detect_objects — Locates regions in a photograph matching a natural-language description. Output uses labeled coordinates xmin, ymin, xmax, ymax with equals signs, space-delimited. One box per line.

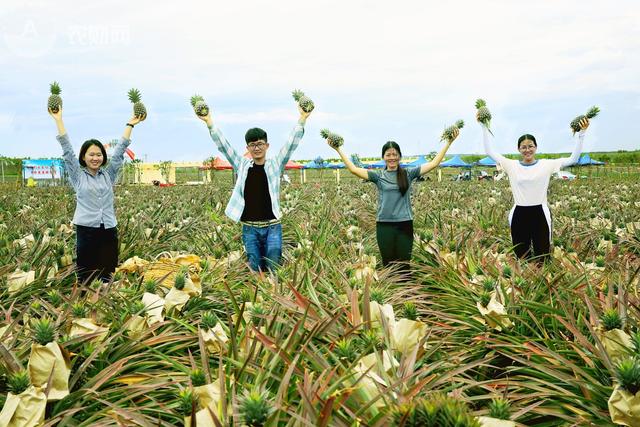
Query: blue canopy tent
xmin=327 ymin=162 xmax=346 ymax=169
xmin=366 ymin=159 xmax=387 ymax=169
xmin=440 ymin=155 xmax=471 ymax=168
xmin=577 ymin=154 xmax=605 ymax=166
xmin=302 ymin=160 xmax=325 ymax=169
xmin=401 ymin=155 xmax=429 ymax=168
xmin=475 ymin=156 xmax=497 ymax=167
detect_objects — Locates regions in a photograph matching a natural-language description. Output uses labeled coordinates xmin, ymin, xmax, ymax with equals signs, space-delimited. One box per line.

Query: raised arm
xmin=332 ymin=146 xmax=369 ymax=180
xmin=419 ymin=128 xmax=459 ymax=175
xmin=481 ymin=126 xmax=506 ymax=165
xmin=198 ymin=111 xmax=242 ymax=169
xmin=106 ymin=114 xmax=145 ymax=182
xmin=559 ymin=118 xmax=589 ymax=167
xmin=275 ymin=105 xmax=310 ymax=172
xmin=49 ymin=108 xmax=80 ymax=187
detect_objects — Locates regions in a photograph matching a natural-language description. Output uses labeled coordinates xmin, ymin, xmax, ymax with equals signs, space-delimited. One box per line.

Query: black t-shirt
xmin=241 ymin=163 xmax=275 ymax=221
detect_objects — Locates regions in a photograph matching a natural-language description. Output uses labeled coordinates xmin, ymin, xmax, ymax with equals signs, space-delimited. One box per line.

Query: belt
xmin=241 ymin=219 xmax=281 ymax=228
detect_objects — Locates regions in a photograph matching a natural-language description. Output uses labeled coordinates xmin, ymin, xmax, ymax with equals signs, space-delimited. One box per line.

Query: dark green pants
xmin=376 ymin=221 xmax=414 ymax=275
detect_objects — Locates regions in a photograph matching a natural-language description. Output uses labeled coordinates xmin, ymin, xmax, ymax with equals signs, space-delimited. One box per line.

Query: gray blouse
xmin=367 ymin=166 xmax=421 ymax=222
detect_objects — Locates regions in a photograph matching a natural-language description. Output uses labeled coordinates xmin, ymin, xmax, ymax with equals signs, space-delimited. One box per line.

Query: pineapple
xmin=200 ymin=311 xmax=218 ymax=330
xmin=475 ymin=98 xmax=494 ymax=136
xmin=249 ymin=303 xmax=267 ymax=327
xmin=174 ymin=269 xmax=187 ymax=290
xmin=616 ymin=358 xmax=640 ymax=395
xmin=601 ymin=308 xmax=623 ymax=331
xmin=292 ymin=89 xmax=315 ymax=113
xmin=359 ymin=329 xmax=385 ymax=351
xmin=334 ymin=338 xmax=357 ymax=362
xmin=488 ymin=398 xmax=511 ymax=420
xmin=71 ymin=302 xmax=87 ymax=318
xmin=241 ymin=390 xmax=273 ymax=427
xmin=320 ymin=129 xmax=344 ymax=149
xmin=190 ymin=94 xmax=209 ymax=117
xmin=144 ymin=278 xmax=157 ymax=294
xmin=190 ymin=368 xmax=206 ymax=387
xmin=127 ymin=88 xmax=147 ymax=119
xmin=369 ymin=289 xmax=386 ymax=305
xmin=48 ymin=81 xmax=63 ymax=113
xmin=570 ymin=106 xmax=599 ymax=135
xmin=32 ymin=317 xmax=56 ymax=345
xmin=479 ymin=291 xmax=492 ymax=308
xmin=8 ymin=370 xmax=31 ymax=394
xmin=440 ymin=120 xmax=464 ymax=143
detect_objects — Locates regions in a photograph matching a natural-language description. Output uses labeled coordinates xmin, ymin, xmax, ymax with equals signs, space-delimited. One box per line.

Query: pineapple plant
xmin=488 ymin=398 xmax=511 ymax=420
xmin=440 ymin=120 xmax=464 ymax=143
xmin=482 ymin=279 xmax=496 ymax=293
xmin=475 ymin=98 xmax=493 ymax=136
xmin=359 ymin=329 xmax=385 ymax=351
xmin=403 ymin=302 xmax=418 ymax=320
xmin=190 ymin=368 xmax=206 ymax=387
xmin=570 ymin=106 xmax=599 ymax=135
xmin=47 ymin=289 xmax=63 ymax=306
xmin=602 ymin=308 xmax=623 ymax=331
xmin=249 ymin=303 xmax=267 ymax=327
xmin=190 ymin=94 xmax=209 ymax=117
xmin=32 ymin=317 xmax=56 ymax=345
xmin=320 ymin=129 xmax=344 ymax=149
xmin=174 ymin=271 xmax=186 ymax=290
xmin=48 ymin=81 xmax=63 ymax=113
xmin=71 ymin=302 xmax=87 ymax=318
xmin=8 ymin=370 xmax=31 ymax=394
xmin=292 ymin=89 xmax=315 ymax=113
xmin=479 ymin=292 xmax=492 ymax=308
xmin=616 ymin=359 xmax=640 ymax=395
xmin=241 ymin=390 xmax=273 ymax=427
xmin=144 ymin=278 xmax=157 ymax=294
xmin=370 ymin=289 xmax=386 ymax=305
xmin=334 ymin=338 xmax=358 ymax=363
xmin=127 ymin=88 xmax=147 ymax=119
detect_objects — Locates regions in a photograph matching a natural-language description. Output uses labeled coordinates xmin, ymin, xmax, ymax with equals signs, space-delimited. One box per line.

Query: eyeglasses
xmin=247 ymin=142 xmax=266 ymax=149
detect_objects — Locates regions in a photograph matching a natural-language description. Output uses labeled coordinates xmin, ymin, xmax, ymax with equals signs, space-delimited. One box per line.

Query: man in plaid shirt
xmin=197 ymin=103 xmax=311 ymax=272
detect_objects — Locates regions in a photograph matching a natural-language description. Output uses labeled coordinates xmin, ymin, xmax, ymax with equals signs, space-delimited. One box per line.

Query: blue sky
xmin=0 ymin=0 xmax=638 ymax=162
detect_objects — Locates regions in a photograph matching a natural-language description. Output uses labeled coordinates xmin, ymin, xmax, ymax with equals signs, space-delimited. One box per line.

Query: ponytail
xmin=381 ymin=141 xmax=409 ymax=196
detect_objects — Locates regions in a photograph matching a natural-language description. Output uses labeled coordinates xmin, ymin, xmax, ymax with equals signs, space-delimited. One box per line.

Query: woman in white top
xmin=480 ymin=117 xmax=590 ymax=260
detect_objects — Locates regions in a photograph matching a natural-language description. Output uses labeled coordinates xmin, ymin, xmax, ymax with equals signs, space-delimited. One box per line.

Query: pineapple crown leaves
xmin=241 ymin=390 xmax=273 ymax=427
xmin=127 ymin=88 xmax=142 ymax=104
xmin=177 ymin=389 xmax=195 ymax=416
xmin=320 ymin=129 xmax=332 ymax=139
xmin=32 ymin=317 xmax=56 ymax=345
xmin=479 ymin=291 xmax=492 ymax=308
xmin=291 ymin=89 xmax=306 ymax=101
xmin=454 ymin=119 xmax=465 ymax=129
xmin=403 ymin=301 xmax=418 ymax=320
xmin=49 ymin=81 xmax=62 ymax=95
xmin=488 ymin=398 xmax=512 ymax=420
xmin=616 ymin=358 xmax=640 ymax=395
xmin=200 ymin=311 xmax=218 ymax=330
xmin=190 ymin=94 xmax=204 ymax=107
xmin=475 ymin=98 xmax=487 ymax=109
xmin=189 ymin=369 xmax=207 ymax=387
xmin=601 ymin=308 xmax=623 ymax=331
xmin=8 ymin=370 xmax=31 ymax=394
xmin=586 ymin=105 xmax=600 ymax=119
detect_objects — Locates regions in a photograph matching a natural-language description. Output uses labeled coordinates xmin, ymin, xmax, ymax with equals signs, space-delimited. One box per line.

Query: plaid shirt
xmin=208 ymin=122 xmax=305 ymax=223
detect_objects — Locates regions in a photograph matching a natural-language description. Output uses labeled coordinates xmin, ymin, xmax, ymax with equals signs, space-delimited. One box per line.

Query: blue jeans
xmin=242 ymin=223 xmax=282 ymax=272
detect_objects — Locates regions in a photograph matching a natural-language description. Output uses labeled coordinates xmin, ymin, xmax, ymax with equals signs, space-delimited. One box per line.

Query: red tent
xmin=199 ymin=156 xmax=233 ymax=171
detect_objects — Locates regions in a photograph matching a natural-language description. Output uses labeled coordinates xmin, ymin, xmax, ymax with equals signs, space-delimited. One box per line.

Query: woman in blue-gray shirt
xmin=49 ymin=107 xmax=145 ymax=283
xmin=329 ymin=131 xmax=458 ymax=278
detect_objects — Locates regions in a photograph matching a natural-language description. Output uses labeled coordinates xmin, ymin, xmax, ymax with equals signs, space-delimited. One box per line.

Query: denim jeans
xmin=242 ymin=223 xmax=282 ymax=272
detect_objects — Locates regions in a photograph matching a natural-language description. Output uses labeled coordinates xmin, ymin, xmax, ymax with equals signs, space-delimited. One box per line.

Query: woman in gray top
xmin=48 ymin=106 xmax=145 ymax=283
xmin=328 ymin=131 xmax=458 ymax=278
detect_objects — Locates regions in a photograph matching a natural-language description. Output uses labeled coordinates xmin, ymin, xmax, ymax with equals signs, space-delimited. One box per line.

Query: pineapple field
xmin=1 ymin=176 xmax=639 ymax=426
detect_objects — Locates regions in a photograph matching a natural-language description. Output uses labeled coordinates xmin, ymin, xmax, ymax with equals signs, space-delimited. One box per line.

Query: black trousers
xmin=510 ymin=205 xmax=551 ymax=260
xmin=376 ymin=220 xmax=414 ymax=277
xmin=75 ymin=224 xmax=119 ymax=283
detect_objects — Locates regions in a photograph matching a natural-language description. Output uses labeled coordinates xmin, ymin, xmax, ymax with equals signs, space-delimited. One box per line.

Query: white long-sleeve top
xmin=482 ymin=127 xmax=585 ymax=206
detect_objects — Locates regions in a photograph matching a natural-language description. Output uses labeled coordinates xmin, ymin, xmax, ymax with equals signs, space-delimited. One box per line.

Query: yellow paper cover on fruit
xmin=143 ymin=261 xmax=181 ymax=286
xmin=476 ymin=294 xmax=513 ymax=331
xmin=0 ymin=387 xmax=47 ymax=427
xmin=369 ymin=301 xmax=395 ymax=329
xmin=126 ymin=315 xmax=148 ymax=338
xmin=116 ymin=256 xmax=149 ymax=274
xmin=183 ymin=276 xmax=202 ymax=297
xmin=200 ymin=324 xmax=228 ymax=354
xmin=184 ymin=407 xmax=217 ymax=427
xmin=194 ymin=383 xmax=222 ymax=413
xmin=391 ymin=318 xmax=428 ymax=354
xmin=142 ymin=292 xmax=165 ymax=325
xmin=173 ymin=254 xmax=201 ymax=268
xmin=69 ymin=318 xmax=109 ymax=342
xmin=477 ymin=416 xmax=516 ymax=427
xmin=27 ymin=342 xmax=71 ymax=400
xmin=600 ymin=328 xmax=632 ymax=362
xmin=164 ymin=287 xmax=191 ymax=312
xmin=357 ymin=351 xmax=399 ymax=374
xmin=608 ymin=386 xmax=640 ymax=426
xmin=7 ymin=270 xmax=35 ymax=295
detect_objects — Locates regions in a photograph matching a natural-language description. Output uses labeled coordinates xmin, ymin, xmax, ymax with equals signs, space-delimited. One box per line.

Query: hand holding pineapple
xmin=440 ymin=120 xmax=463 ymax=144
xmin=298 ymin=104 xmax=311 ymax=123
xmin=321 ymin=129 xmax=344 ymax=150
xmin=570 ymin=106 xmax=598 ymax=134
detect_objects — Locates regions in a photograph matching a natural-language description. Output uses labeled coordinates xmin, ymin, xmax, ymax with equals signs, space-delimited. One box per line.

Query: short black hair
xmin=78 ymin=139 xmax=107 ymax=167
xmin=517 ymin=134 xmax=537 ymax=149
xmin=245 ymin=128 xmax=268 ymax=144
